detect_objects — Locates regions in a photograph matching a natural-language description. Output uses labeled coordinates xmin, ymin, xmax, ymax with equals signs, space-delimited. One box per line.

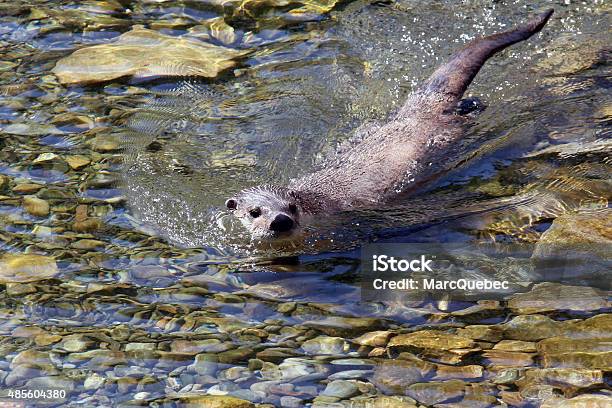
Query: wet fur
xmin=228 ymin=10 xmax=554 ymax=238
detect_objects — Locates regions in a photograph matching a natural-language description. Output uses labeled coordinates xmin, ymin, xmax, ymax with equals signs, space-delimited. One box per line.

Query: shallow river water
xmin=0 ymin=0 xmax=610 ymax=407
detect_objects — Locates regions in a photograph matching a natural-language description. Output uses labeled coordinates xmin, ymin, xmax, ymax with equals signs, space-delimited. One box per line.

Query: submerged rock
xmin=176 ymin=394 xmax=254 ymax=407
xmin=22 ymin=195 xmax=50 ymax=217
xmin=301 ymin=336 xmax=346 ymax=355
xmin=2 ymin=122 xmax=63 ymax=136
xmin=0 ymin=253 xmax=59 ymax=283
xmin=540 ymin=394 xmax=612 ymax=408
xmin=536 ymin=35 xmax=609 ymax=76
xmin=508 ymin=283 xmax=609 ymax=314
xmin=481 ymin=350 xmax=535 ymax=367
xmin=320 ymin=380 xmax=360 ymax=399
xmin=352 ymin=331 xmax=393 ymax=347
xmin=64 ymin=155 xmax=91 ymax=170
xmin=406 ymin=380 xmax=466 ymax=406
xmin=537 ymin=337 xmax=612 ymax=369
xmin=388 ymin=330 xmax=475 ymax=351
xmin=532 ymin=209 xmax=611 ymax=278
xmin=52 ymin=26 xmax=248 ymax=85
xmin=501 ymin=315 xmax=575 ymax=341
xmin=388 ymin=330 xmax=478 ymax=363
xmin=493 ymin=340 xmax=537 ymax=352
xmin=516 ymin=368 xmax=604 ymax=394
xmin=303 ymin=316 xmax=385 ymax=337
xmin=371 ymin=357 xmax=435 ymax=394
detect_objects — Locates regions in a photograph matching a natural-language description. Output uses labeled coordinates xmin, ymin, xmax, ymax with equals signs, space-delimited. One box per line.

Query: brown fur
xmin=227 ymin=10 xmax=554 ymax=240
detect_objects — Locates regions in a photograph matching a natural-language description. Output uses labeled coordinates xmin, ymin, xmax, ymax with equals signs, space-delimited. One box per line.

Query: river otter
xmin=226 ymin=9 xmax=554 ymax=241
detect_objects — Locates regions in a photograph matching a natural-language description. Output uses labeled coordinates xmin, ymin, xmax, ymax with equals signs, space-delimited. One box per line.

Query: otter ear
xmin=225 ymin=198 xmax=238 ymax=210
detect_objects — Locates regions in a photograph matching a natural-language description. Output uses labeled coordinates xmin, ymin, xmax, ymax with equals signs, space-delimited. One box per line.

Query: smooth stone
xmin=501 ymin=315 xmax=574 ymax=341
xmin=6 ymin=282 xmax=37 ymax=296
xmin=32 ymin=152 xmax=59 ymax=164
xmin=90 ymin=134 xmax=120 ymax=152
xmin=260 ymin=362 xmax=282 ymax=381
xmin=541 ymin=352 xmax=612 ymax=369
xmin=540 ymin=394 xmax=612 ymax=408
xmin=52 ymin=26 xmax=248 ymax=84
xmin=352 ymin=396 xmax=418 ymax=408
xmin=450 ymin=300 xmax=502 ymax=318
xmin=330 ymin=358 xmax=375 ymax=367
xmin=532 ymin=210 xmax=611 ymax=275
xmin=538 ymin=337 xmax=611 ymax=355
xmin=371 ymin=358 xmax=434 ymax=394
xmin=34 ymin=334 xmax=62 ymax=346
xmin=0 ymin=174 xmax=8 ymax=190
xmin=186 ymin=17 xmax=238 ymax=46
xmin=59 ymin=334 xmax=95 ymax=353
xmin=481 ymin=350 xmax=535 ymax=367
xmin=73 ymin=218 xmax=102 ymax=233
xmin=493 ymin=340 xmax=537 ymax=352
xmin=171 ymin=339 xmax=233 ymax=354
xmin=303 ymin=317 xmax=386 ymax=337
xmin=280 ymin=395 xmax=303 ymax=407
xmin=352 ymin=331 xmax=393 ymax=347
xmin=12 ymin=326 xmax=46 ymax=338
xmin=12 ymin=183 xmax=43 ymax=194
xmin=207 ymin=382 xmax=240 ymax=395
xmin=250 ymin=380 xmax=280 ymax=395
xmin=277 ymin=302 xmax=296 ymax=314
xmin=70 ymin=239 xmax=105 ymax=250
xmin=84 ymin=372 xmax=106 ymax=390
xmin=508 ymin=283 xmax=609 ymax=314
xmin=10 ymin=349 xmax=54 ymax=370
xmin=221 ymin=366 xmax=249 ymax=381
xmin=67 ymin=350 xmax=126 ymax=368
xmin=455 ymin=325 xmax=503 ymax=343
xmin=278 ymin=360 xmax=314 ymax=381
xmin=124 ymin=343 xmax=156 ymax=352
xmin=0 ymin=254 xmax=58 ymax=283
xmin=256 ymin=347 xmax=300 ymax=363
xmin=302 ymin=336 xmax=346 ymax=355
xmin=2 ymin=123 xmax=63 ymax=136
xmin=5 ymin=365 xmax=49 ymax=387
xmin=328 ymin=370 xmax=372 ymax=380
xmin=23 ymin=195 xmax=50 ymax=217
xmin=388 ymin=330 xmax=475 ymax=351
xmin=134 ymin=392 xmax=150 ymax=400
xmin=247 ymin=358 xmax=264 ymax=371
xmin=491 ymin=368 xmax=522 ymax=385
xmin=193 ymin=354 xmax=219 ymax=376
xmin=217 ymin=347 xmax=255 ymax=364
xmin=406 ymin=380 xmax=466 ymax=406
xmin=433 ymin=364 xmax=483 ymax=381
xmin=229 ymin=389 xmax=261 ymax=403
xmin=516 ymin=368 xmax=603 ymax=393
xmin=320 ymin=380 xmax=360 ymax=399
xmin=64 ymin=155 xmax=91 ymax=170
xmin=177 ymin=394 xmax=254 ymax=408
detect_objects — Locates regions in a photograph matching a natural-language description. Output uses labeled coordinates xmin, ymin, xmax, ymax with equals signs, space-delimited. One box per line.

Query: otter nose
xmin=270 ymin=214 xmax=294 ymax=233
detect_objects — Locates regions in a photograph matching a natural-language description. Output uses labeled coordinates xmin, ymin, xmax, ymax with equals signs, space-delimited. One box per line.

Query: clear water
xmin=0 ymin=0 xmax=609 ymax=406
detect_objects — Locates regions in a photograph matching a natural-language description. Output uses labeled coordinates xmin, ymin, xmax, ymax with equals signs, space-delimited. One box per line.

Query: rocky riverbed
xmin=0 ymin=0 xmax=610 ymax=407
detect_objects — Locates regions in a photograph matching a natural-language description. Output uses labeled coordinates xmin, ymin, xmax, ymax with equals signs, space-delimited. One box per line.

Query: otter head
xmin=225 ymin=186 xmax=306 ymax=241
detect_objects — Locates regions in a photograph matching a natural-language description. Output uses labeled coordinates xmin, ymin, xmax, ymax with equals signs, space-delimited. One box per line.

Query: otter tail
xmin=424 ymin=9 xmax=553 ymax=107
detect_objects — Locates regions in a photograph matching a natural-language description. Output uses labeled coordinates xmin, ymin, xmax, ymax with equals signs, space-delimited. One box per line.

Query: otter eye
xmin=288 ymin=203 xmax=297 ymax=214
xmin=225 ymin=199 xmax=237 ymax=210
xmin=249 ymin=208 xmax=261 ymax=218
